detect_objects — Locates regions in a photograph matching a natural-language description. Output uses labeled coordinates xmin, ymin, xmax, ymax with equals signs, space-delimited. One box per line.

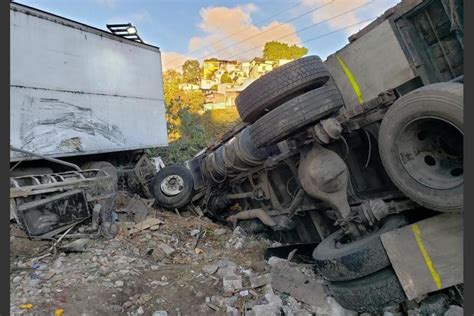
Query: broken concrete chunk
xmin=217 ymin=266 xmax=236 ymax=278
xmin=216 ymin=259 xmax=236 ymax=269
xmin=270 ymin=260 xmax=326 ymax=306
xmin=265 ymin=293 xmax=283 ymax=308
xmin=223 ymin=275 xmax=242 ymax=292
xmin=60 ymin=238 xmax=90 ymax=252
xmin=267 ymin=256 xmax=286 ymax=266
xmin=226 ymin=305 xmax=239 ymax=316
xmin=202 ymin=263 xmax=218 ymax=275
xmin=157 ymin=242 xmax=175 ymax=256
xmin=263 ymin=284 xmax=274 ymax=296
xmin=129 ymin=218 xmax=164 ymax=234
xmin=214 ymin=228 xmax=228 ymax=236
xmin=232 ymin=226 xmax=246 ymax=237
xmin=282 ymin=306 xmax=312 ymax=316
xmin=420 ymin=293 xmax=450 ymax=315
xmin=210 ymin=295 xmax=225 ymax=307
xmin=190 ymin=229 xmax=201 ymax=237
xmin=224 ymin=296 xmax=238 ymax=307
xmin=250 ymin=273 xmax=271 ymax=288
xmin=251 ymin=303 xmax=281 ymax=316
xmin=152 ymin=312 xmax=168 ymax=316
xmin=444 ymin=305 xmax=463 ymax=316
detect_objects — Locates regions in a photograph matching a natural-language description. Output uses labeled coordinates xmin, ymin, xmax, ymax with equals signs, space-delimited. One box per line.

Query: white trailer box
xmin=10 ymin=3 xmax=168 ymax=161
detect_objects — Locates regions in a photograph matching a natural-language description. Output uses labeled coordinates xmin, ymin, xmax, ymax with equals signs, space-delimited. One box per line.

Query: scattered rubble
xmin=10 ymin=199 xmax=464 ymax=315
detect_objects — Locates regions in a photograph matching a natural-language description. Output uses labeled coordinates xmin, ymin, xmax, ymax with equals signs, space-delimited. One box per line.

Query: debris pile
xmin=10 ymin=195 xmax=465 ymax=315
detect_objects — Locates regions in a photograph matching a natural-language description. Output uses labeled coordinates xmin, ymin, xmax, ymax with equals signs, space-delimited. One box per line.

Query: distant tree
xmin=182 ymin=60 xmax=201 ymax=85
xmin=262 ymin=41 xmax=308 ymax=61
xmin=181 ymin=90 xmax=205 ymax=114
xmin=220 ymin=71 xmax=233 ymax=84
xmin=163 ymin=69 xmax=205 ymax=141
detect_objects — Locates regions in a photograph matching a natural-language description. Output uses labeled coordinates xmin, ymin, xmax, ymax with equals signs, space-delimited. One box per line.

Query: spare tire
xmin=151 ymin=164 xmax=194 ymax=209
xmin=236 ymin=56 xmax=330 ymax=123
xmin=313 ymin=214 xmax=408 ymax=281
xmin=328 ymin=267 xmax=407 ymax=312
xmin=249 ymin=84 xmax=344 ymax=148
xmin=378 ymin=82 xmax=463 ymax=212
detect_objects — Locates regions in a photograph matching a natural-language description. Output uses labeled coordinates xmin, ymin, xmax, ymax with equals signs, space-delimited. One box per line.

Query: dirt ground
xmin=10 ymin=197 xmax=463 ymax=316
xmin=10 ymin=204 xmax=339 ymax=316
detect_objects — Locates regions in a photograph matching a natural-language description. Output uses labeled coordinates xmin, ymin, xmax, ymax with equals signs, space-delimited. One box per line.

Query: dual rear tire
xmin=313 ymin=215 xmax=409 ymax=312
xmin=235 ymin=56 xmax=344 ymax=148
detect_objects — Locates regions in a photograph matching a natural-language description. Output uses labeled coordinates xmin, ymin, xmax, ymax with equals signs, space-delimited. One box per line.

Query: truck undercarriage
xmin=151 ymin=32 xmax=464 ymax=311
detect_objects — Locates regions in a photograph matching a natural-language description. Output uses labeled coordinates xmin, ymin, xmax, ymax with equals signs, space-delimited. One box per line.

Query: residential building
xmin=224 ymin=78 xmax=256 ymax=106
xmin=249 ymin=58 xmax=273 ymax=79
xmin=203 ymin=59 xmax=220 ymax=80
xmin=240 ymin=61 xmax=251 ymax=75
xmin=200 ymin=79 xmax=217 ymax=90
xmin=217 ymin=83 xmax=232 ymax=94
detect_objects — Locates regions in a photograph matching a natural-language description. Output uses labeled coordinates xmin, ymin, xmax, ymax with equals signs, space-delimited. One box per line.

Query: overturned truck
xmin=152 ymin=0 xmax=464 ymax=312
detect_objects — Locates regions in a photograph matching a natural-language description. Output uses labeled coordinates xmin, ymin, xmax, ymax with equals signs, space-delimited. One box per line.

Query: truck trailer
xmin=10 ymin=2 xmax=167 ymax=237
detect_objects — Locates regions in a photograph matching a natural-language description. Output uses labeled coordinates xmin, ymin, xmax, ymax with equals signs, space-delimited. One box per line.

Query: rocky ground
xmin=10 ymin=194 xmax=464 ymax=316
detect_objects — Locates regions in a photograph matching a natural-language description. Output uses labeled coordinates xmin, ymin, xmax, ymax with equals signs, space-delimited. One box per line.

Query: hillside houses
xmin=181 ymin=57 xmax=296 ymax=110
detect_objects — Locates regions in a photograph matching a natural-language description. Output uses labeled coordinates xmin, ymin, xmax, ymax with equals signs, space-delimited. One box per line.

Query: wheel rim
xmin=396 ymin=117 xmax=463 ymax=190
xmin=160 ymin=175 xmax=184 ymax=196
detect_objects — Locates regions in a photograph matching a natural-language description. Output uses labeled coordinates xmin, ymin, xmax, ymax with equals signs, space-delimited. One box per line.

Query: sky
xmin=13 ymin=0 xmax=401 ymax=71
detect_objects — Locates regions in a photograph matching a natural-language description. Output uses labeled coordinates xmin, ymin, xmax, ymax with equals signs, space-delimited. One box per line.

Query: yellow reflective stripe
xmin=336 ymin=55 xmax=364 ymax=104
xmin=411 ymin=224 xmax=442 ymax=289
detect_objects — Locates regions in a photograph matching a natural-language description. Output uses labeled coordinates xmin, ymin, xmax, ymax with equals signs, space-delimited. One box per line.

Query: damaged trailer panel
xmin=10 ymin=3 xmax=167 ymax=161
xmin=10 ymin=168 xmax=116 ymax=238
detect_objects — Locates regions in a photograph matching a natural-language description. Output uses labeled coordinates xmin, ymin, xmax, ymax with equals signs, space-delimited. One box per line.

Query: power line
xmin=222 ymin=1 xmax=374 ymax=59
xmin=168 ymin=0 xmax=335 ymax=67
xmin=261 ymin=1 xmax=373 ymax=46
xmin=166 ymin=1 xmax=304 ymax=65
xmin=225 ymin=16 xmax=378 ymax=60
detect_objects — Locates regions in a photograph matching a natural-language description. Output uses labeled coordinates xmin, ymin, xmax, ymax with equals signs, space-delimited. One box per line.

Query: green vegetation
xmin=205 ymin=68 xmax=217 ymax=80
xmin=154 ymin=69 xmax=240 ymax=164
xmin=263 ymin=41 xmax=308 ymax=61
xmin=163 ymin=69 xmax=205 ymax=141
xmin=220 ymin=71 xmax=233 ymax=84
xmin=182 ymin=59 xmax=201 ymax=85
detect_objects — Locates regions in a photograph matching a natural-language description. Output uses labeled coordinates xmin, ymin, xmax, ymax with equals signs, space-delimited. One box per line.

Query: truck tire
xmin=328 ymin=267 xmax=407 ymax=312
xmin=236 ymin=56 xmax=330 ymax=123
xmin=313 ymin=215 xmax=408 ymax=281
xmin=249 ymin=84 xmax=343 ymax=148
xmin=151 ymin=165 xmax=194 ymax=209
xmin=378 ymin=83 xmax=463 ymax=212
